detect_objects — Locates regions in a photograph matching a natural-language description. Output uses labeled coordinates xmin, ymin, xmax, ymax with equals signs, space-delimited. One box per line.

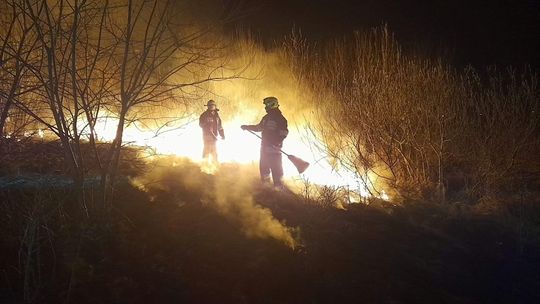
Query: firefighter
xmin=241 ymin=97 xmax=289 ymax=187
xmin=199 ymin=100 xmax=225 ymax=164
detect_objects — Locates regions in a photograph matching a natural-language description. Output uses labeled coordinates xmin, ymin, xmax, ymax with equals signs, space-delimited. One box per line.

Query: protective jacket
xmin=199 ymin=110 xmax=224 ymax=141
xmin=244 ymin=108 xmax=288 ymax=148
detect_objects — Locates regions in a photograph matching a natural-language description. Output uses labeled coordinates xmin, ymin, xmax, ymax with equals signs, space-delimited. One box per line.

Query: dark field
xmin=2 ymin=148 xmax=539 ymax=303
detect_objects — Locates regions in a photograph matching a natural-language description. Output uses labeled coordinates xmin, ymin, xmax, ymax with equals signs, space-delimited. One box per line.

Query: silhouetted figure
xmin=241 ymin=97 xmax=289 ymax=187
xmin=199 ymin=100 xmax=225 ymax=164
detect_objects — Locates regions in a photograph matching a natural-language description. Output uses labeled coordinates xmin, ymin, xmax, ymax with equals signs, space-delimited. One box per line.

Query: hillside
xmin=2 ymin=159 xmax=539 ymax=303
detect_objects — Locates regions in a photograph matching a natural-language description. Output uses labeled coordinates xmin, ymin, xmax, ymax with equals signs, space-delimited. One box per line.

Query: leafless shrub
xmin=0 ymin=0 xmax=245 ymax=210
xmin=0 ymin=186 xmax=64 ymax=303
xmin=296 ymin=177 xmax=349 ymax=208
xmin=452 ymin=67 xmax=540 ymax=198
xmin=283 ymin=26 xmax=540 ymax=203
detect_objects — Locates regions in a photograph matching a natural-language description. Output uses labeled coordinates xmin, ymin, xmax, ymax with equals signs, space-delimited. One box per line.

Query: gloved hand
xmin=241 ymin=125 xmax=248 ymax=130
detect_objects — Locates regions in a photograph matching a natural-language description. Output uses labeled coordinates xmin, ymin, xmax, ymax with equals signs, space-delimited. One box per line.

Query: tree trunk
xmin=100 ymin=109 xmax=127 ymax=210
xmin=0 ymin=97 xmax=12 ymax=137
xmin=0 ymin=64 xmax=22 ymax=137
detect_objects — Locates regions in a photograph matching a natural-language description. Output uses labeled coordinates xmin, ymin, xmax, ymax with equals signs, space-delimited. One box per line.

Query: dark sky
xmin=223 ymin=0 xmax=540 ymax=69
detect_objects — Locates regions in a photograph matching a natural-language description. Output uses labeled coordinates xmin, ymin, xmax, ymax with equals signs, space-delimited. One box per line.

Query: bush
xmin=282 ymin=26 xmax=540 ymax=202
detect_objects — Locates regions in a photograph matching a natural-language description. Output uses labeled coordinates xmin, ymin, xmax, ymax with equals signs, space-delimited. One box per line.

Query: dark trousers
xmin=260 ymin=146 xmax=283 ymax=186
xmin=203 ymin=139 xmax=218 ymax=162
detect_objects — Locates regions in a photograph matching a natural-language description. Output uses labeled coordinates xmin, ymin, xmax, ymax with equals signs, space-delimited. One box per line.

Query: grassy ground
xmin=1 ymin=156 xmax=540 ymax=303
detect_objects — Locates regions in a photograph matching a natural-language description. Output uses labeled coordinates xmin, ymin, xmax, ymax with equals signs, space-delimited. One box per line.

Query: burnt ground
xmin=1 ymin=160 xmax=540 ymax=303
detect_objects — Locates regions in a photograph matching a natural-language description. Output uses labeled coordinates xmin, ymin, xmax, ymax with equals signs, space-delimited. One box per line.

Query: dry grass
xmin=282 ymin=26 xmax=540 ymax=203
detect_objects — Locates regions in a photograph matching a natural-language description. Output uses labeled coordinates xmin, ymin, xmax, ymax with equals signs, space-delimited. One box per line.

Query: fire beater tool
xmin=245 ymin=129 xmax=310 ymax=174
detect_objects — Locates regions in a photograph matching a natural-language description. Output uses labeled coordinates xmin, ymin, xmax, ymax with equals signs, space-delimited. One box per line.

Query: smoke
xmin=132 ymin=157 xmax=297 ymax=248
xmin=107 ymin=1 xmax=392 ymax=203
xmin=122 ymin=26 xmax=392 ymax=203
xmin=199 ymin=34 xmax=391 ymax=199
xmin=210 ymin=164 xmax=296 ymax=248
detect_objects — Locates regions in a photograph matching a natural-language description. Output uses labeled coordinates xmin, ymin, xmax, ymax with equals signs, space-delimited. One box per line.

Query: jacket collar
xmin=266 ymin=108 xmax=281 ymax=115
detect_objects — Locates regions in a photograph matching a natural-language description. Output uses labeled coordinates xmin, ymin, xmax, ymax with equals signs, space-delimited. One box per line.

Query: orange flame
xmin=89 ymin=111 xmax=391 ymax=203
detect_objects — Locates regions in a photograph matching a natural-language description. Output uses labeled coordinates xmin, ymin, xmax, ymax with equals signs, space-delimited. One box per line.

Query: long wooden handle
xmin=245 ymin=129 xmax=290 ymax=157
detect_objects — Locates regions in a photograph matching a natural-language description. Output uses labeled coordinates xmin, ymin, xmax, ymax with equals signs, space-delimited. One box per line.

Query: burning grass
xmin=5 ymin=24 xmax=537 ymax=205
xmin=1 ymin=1 xmax=539 ymax=302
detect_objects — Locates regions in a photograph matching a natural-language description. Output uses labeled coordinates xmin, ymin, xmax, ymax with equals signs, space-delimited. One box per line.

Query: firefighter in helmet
xmin=241 ymin=97 xmax=289 ymax=187
xmin=199 ymin=100 xmax=225 ymax=164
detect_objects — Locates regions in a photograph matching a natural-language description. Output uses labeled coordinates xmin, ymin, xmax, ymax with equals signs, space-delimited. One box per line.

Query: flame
xmin=87 ymin=111 xmax=391 ymax=203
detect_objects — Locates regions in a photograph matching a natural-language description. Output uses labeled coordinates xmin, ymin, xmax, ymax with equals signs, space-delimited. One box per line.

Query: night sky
xmin=223 ymin=0 xmax=540 ymax=69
